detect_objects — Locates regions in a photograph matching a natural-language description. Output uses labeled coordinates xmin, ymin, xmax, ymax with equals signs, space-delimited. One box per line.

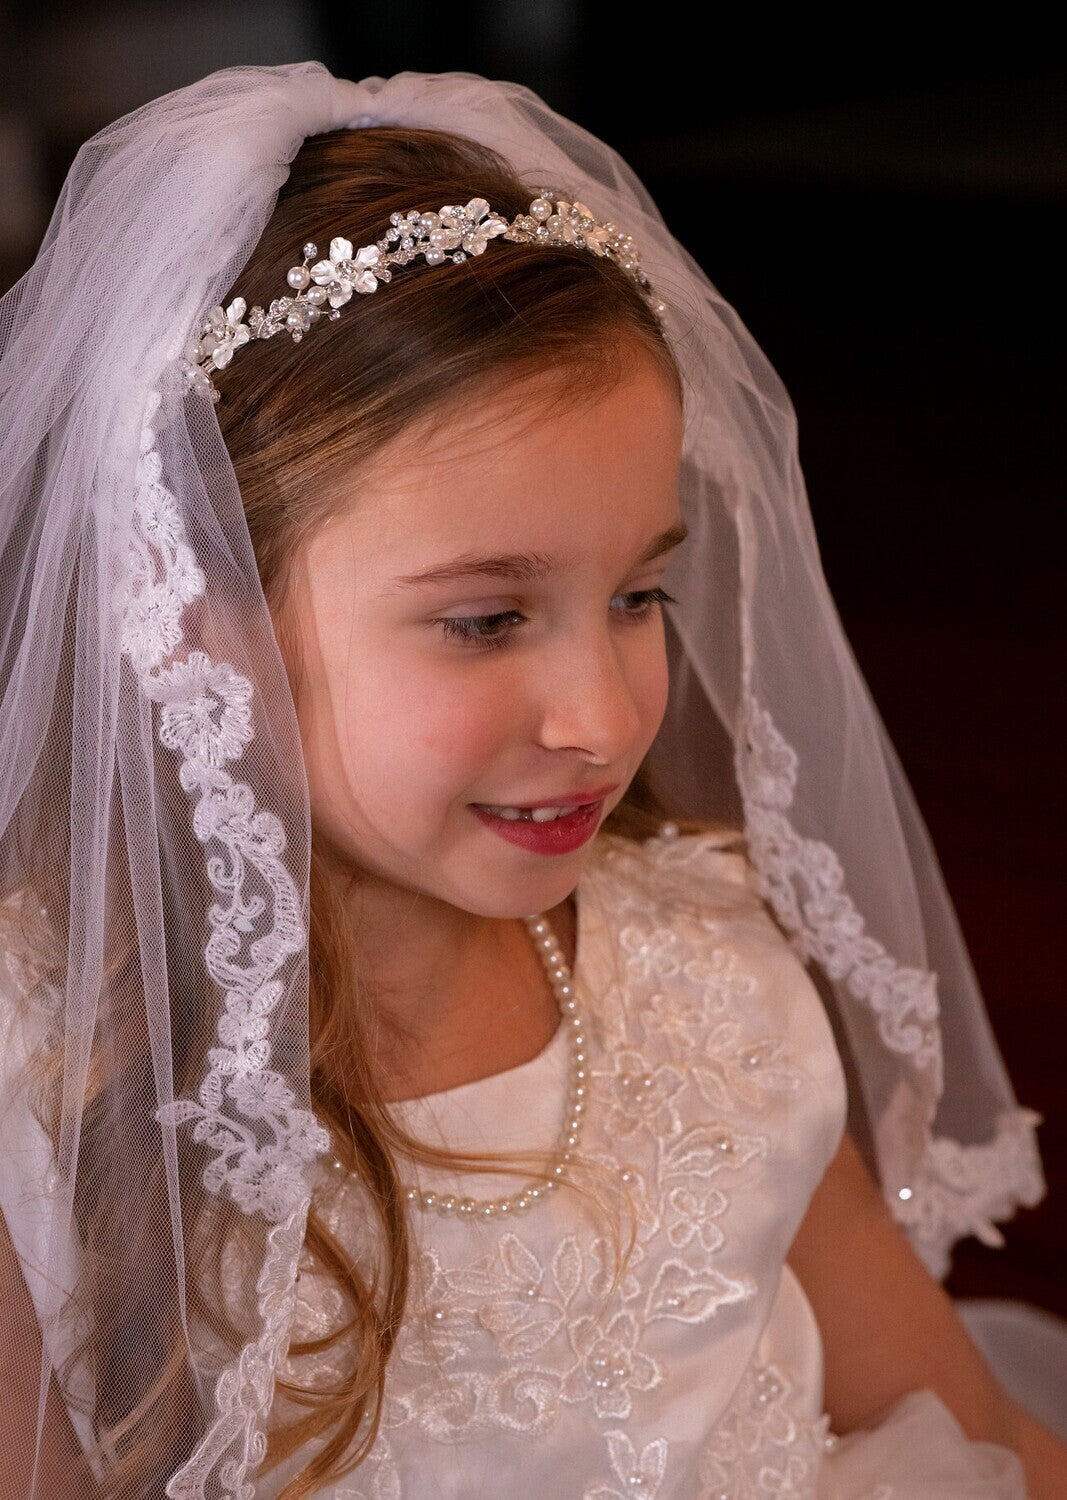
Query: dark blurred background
xmin=2 ymin=6 xmax=1064 ymax=1316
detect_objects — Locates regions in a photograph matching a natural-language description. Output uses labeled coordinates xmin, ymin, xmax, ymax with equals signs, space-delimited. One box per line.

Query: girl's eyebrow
xmin=392 ymin=520 xmax=689 ymax=589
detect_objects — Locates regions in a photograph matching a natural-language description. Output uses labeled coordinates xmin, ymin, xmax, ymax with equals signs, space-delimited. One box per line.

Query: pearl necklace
xmin=396 ymin=911 xmax=589 ymax=1223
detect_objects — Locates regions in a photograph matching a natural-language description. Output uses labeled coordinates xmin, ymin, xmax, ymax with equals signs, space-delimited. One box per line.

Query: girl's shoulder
xmin=578 ymin=816 xmax=848 ymax=1170
xmin=580 ymin=819 xmax=841 ymax=1076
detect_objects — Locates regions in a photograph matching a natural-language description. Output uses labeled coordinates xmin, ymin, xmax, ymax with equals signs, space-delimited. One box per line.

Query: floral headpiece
xmin=185 ymin=194 xmax=664 ymax=400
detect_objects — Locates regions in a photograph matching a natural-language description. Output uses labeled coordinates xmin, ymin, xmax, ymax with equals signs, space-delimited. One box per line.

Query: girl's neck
xmin=352 ymin=887 xmax=578 ymax=1104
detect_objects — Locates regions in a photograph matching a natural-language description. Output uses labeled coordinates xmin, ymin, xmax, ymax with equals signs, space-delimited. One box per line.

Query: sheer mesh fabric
xmin=0 ymin=63 xmax=1042 ymax=1497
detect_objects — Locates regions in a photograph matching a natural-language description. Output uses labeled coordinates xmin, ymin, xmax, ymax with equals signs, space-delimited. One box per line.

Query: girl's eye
xmin=614 ymin=586 xmax=677 ymax=620
xmin=436 ymin=588 xmax=677 ymax=653
xmin=438 ymin=610 xmax=525 ymax=651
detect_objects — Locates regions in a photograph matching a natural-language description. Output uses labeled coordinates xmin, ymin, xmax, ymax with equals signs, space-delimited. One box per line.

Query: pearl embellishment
xmin=407 ymin=912 xmax=587 ymax=1221
xmin=327 ymin=912 xmax=590 ymax=1224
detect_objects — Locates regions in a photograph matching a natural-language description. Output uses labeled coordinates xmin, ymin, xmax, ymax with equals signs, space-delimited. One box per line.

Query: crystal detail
xmin=188 ymin=195 xmax=663 ymax=398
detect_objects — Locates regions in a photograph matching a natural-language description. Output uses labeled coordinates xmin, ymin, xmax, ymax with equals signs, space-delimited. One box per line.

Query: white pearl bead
xmin=286 ymin=265 xmax=311 ymax=290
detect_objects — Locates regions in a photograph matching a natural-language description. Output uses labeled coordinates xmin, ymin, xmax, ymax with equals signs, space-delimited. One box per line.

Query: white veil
xmin=0 ymin=61 xmax=1043 ymax=1498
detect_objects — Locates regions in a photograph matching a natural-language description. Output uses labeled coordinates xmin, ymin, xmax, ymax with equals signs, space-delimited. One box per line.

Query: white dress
xmin=258 ymin=828 xmax=1030 ymax=1499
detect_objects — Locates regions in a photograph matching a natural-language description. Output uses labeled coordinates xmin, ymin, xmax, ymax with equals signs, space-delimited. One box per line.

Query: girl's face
xmin=288 ymin=343 xmax=685 ymax=925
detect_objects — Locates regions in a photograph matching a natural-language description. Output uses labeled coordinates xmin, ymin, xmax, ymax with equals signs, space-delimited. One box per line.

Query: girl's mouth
xmin=470 ymin=799 xmax=604 ymax=854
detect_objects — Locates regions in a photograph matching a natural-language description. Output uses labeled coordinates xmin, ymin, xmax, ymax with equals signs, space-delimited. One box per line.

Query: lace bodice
xmin=0 ymin=826 xmax=1032 ymax=1497
xmin=257 ymin=827 xmax=849 ymax=1497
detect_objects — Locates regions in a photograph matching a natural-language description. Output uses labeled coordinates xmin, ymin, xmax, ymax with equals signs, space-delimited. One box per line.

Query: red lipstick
xmin=469 ymin=784 xmax=618 ymax=856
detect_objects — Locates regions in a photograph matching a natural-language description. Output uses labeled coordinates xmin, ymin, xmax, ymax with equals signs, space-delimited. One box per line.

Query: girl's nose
xmin=534 ymin=628 xmax=647 ymax=766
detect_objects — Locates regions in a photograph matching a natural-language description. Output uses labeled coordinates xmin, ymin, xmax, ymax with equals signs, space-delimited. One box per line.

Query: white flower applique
xmin=666 ymin=1186 xmax=729 ymax=1252
xmin=585 ymin=1430 xmax=669 ymax=1499
xmin=691 ymin=1025 xmax=801 ymax=1113
xmin=309 ymin=238 xmax=381 ymax=306
xmin=640 ymin=948 xmax=758 ymax=1057
xmin=620 ymin=923 xmax=684 ymax=984
xmin=197 ymin=298 xmax=252 ymax=371
xmin=563 ymin=1308 xmax=663 ymax=1419
xmin=148 ymin=650 xmax=255 ymax=769
xmin=599 ymin=1050 xmax=687 ymax=1141
xmin=434 ymin=198 xmax=509 ymax=256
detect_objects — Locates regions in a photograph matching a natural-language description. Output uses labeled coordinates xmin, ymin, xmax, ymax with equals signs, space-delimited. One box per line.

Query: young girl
xmin=0 ymin=62 xmax=1064 ymax=1499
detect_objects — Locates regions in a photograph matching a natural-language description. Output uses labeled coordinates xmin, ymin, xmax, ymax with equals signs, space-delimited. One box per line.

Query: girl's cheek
xmin=417 ymin=687 xmax=515 ymax=761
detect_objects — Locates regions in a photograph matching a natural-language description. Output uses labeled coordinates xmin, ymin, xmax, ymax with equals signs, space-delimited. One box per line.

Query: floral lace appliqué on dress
xmin=259 ymin=828 xmax=850 ymax=1498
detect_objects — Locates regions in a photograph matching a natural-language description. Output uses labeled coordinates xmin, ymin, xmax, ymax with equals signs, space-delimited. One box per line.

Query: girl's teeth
xmin=482 ymin=804 xmax=573 ymax=822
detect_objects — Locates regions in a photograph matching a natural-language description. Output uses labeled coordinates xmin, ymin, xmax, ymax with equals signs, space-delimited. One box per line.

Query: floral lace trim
xmin=121 ymin=389 xmax=324 ymax=1499
xmin=893 ymin=1109 xmax=1046 ymax=1277
xmin=732 ymin=693 xmax=1045 ymax=1269
xmin=736 ymin=693 xmax=942 ymax=1082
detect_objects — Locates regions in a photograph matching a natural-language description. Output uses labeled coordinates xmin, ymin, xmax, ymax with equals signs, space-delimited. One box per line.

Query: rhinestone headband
xmin=184 ymin=194 xmax=664 ymax=400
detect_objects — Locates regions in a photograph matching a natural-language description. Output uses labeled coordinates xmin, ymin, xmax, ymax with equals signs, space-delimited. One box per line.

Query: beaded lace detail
xmin=271 ymin=828 xmax=837 ymax=1497
xmin=697 ymin=1364 xmax=833 ymax=1500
